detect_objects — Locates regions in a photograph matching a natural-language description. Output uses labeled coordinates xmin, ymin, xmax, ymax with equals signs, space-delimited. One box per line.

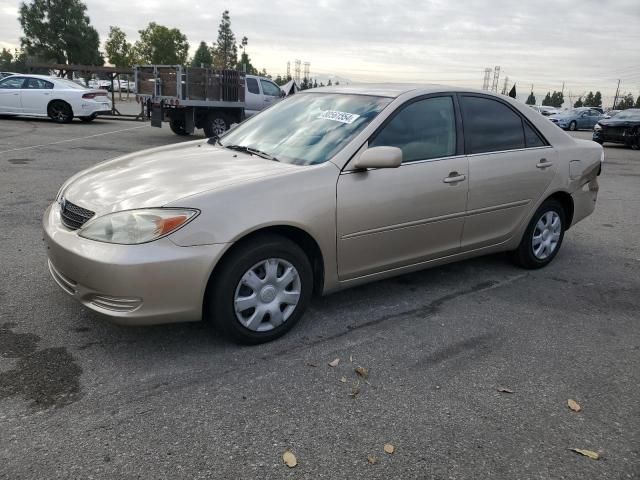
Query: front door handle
xmin=443 ymin=172 xmax=466 ymax=184
xmin=536 ymin=158 xmax=553 ymax=169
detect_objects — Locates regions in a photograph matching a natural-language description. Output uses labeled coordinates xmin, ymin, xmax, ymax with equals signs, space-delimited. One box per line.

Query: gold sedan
xmin=44 ymin=85 xmax=602 ymax=343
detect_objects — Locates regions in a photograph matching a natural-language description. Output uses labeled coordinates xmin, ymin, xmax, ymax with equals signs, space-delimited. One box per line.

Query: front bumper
xmin=43 ymin=203 xmax=227 ymax=325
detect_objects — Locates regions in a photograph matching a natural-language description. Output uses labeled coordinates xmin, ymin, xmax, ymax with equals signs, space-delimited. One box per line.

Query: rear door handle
xmin=536 ymin=158 xmax=553 ymax=169
xmin=443 ymin=173 xmax=466 ymax=184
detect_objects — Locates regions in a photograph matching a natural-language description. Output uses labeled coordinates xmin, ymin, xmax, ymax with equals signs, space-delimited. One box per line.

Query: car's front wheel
xmin=206 ymin=234 xmax=313 ymax=344
xmin=202 ymin=111 xmax=228 ymax=138
xmin=568 ymin=121 xmax=577 ymax=131
xmin=512 ymin=199 xmax=566 ymax=269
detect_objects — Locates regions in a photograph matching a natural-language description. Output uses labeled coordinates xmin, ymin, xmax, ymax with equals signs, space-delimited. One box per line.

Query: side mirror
xmin=353 ymin=146 xmax=402 ymax=170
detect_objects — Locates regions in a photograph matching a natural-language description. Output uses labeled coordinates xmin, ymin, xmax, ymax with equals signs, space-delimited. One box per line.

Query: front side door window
xmin=370 ymin=96 xmax=456 ymax=162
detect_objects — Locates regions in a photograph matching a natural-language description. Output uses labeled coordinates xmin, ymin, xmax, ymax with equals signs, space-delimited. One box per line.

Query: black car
xmin=593 ymin=109 xmax=640 ymax=149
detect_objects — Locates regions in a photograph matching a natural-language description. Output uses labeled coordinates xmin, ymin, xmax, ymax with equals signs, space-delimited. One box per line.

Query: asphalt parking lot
xmin=1 ymin=116 xmax=638 ymax=479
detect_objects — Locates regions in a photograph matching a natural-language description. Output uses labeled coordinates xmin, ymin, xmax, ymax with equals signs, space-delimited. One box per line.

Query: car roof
xmin=306 ymin=83 xmax=501 ymax=98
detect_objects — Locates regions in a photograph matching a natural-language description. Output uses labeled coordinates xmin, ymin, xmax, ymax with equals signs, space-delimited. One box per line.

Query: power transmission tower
xmin=303 ymin=62 xmax=310 ymax=81
xmin=612 ymin=79 xmax=621 ymax=108
xmin=491 ymin=66 xmax=501 ymax=93
xmin=294 ymin=60 xmax=301 ymax=84
xmin=501 ymin=76 xmax=509 ymax=95
xmin=286 ymin=61 xmax=290 ymax=80
xmin=482 ymin=68 xmax=492 ymax=90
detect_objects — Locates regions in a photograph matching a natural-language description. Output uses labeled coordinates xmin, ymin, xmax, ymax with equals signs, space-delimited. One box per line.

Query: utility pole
xmin=482 ymin=68 xmax=492 ymax=90
xmin=491 ymin=66 xmax=501 ymax=93
xmin=612 ymin=79 xmax=621 ymax=109
xmin=561 ymin=81 xmax=565 ymax=95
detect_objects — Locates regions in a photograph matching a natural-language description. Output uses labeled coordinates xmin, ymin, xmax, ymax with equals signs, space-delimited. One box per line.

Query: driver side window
xmin=0 ymin=77 xmax=25 ymax=89
xmin=370 ymin=96 xmax=456 ymax=163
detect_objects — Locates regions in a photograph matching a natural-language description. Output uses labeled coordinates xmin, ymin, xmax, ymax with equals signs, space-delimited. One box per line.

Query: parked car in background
xmin=0 ymin=71 xmax=18 ymax=80
xmin=593 ymin=108 xmax=640 ymax=149
xmin=549 ymin=107 xmax=603 ymax=131
xmin=602 ymin=109 xmax=621 ymax=119
xmin=528 ymin=105 xmax=560 ymax=116
xmin=0 ymin=74 xmax=112 ymax=123
xmin=45 ymin=85 xmax=602 ymax=343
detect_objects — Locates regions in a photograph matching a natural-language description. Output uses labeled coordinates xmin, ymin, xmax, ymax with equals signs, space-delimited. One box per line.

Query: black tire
xmin=511 ymin=199 xmax=566 ymax=269
xmin=79 ymin=114 xmax=97 ymax=123
xmin=48 ymin=101 xmax=73 ymax=124
xmin=169 ymin=117 xmax=190 ymax=136
xmin=202 ymin=111 xmax=229 ymax=138
xmin=205 ymin=234 xmax=313 ymax=344
xmin=568 ymin=121 xmax=577 ymax=131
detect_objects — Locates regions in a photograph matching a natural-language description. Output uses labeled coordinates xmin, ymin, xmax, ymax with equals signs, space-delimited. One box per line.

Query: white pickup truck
xmin=134 ymin=66 xmax=284 ymax=137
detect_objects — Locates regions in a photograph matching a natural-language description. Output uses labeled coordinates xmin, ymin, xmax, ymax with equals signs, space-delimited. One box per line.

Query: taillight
xmin=82 ymin=93 xmax=97 ymax=99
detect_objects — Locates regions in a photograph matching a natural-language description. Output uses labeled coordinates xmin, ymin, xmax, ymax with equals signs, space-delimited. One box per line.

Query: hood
xmin=599 ymin=117 xmax=640 ymax=128
xmin=62 ymin=140 xmax=301 ymax=214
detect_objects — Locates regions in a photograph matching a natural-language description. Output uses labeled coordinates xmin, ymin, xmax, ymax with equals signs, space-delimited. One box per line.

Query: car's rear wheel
xmin=206 ymin=234 xmax=313 ymax=344
xmin=169 ymin=117 xmax=190 ymax=136
xmin=202 ymin=111 xmax=228 ymax=138
xmin=512 ymin=199 xmax=566 ymax=269
xmin=568 ymin=121 xmax=577 ymax=131
xmin=48 ymin=101 xmax=73 ymax=124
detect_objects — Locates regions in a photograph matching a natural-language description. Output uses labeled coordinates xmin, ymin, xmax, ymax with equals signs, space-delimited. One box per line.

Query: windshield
xmin=219 ymin=93 xmax=392 ymax=165
xmin=615 ymin=110 xmax=640 ymax=120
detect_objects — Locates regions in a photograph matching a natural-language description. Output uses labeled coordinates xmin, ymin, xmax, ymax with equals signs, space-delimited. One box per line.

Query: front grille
xmin=60 ymin=199 xmax=95 ymax=230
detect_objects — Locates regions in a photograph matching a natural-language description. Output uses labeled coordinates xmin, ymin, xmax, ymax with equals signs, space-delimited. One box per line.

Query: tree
xmin=105 ymin=26 xmax=132 ymax=68
xmin=213 ymin=10 xmax=237 ymax=69
xmin=134 ymin=22 xmax=189 ymax=65
xmin=593 ymin=91 xmax=602 ymax=108
xmin=542 ymin=92 xmax=552 ymax=106
xmin=274 ymin=74 xmax=284 ymax=86
xmin=574 ymin=97 xmax=583 ymax=108
xmin=327 ymin=79 xmax=332 ymax=86
xmin=616 ymin=93 xmax=635 ymax=110
xmin=192 ymin=41 xmax=213 ymax=67
xmin=236 ymin=52 xmax=256 ymax=74
xmin=19 ymin=0 xmax=103 ymax=65
xmin=550 ymin=91 xmax=564 ymax=108
xmin=0 ymin=48 xmax=13 ymax=70
xmin=584 ymin=91 xmax=595 ymax=107
xmin=525 ymin=91 xmax=536 ymax=105
xmin=636 ymin=95 xmax=640 ymax=108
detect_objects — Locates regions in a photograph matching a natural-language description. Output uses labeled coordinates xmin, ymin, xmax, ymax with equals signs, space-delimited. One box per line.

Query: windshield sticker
xmin=318 ymin=110 xmax=361 ymax=124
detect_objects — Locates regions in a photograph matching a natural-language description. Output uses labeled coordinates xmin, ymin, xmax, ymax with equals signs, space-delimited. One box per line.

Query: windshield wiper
xmin=224 ymin=144 xmax=280 ymax=162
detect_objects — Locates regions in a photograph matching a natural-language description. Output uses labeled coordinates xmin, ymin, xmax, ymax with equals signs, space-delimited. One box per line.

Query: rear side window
xmin=523 ymin=122 xmax=545 ymax=148
xmin=370 ymin=96 xmax=456 ymax=163
xmin=246 ymin=78 xmax=259 ymax=95
xmin=25 ymin=78 xmax=53 ymax=89
xmin=460 ymin=96 xmax=525 ymax=154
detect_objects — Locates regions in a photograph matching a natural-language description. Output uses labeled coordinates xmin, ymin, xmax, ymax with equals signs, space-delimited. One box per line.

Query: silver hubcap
xmin=234 ymin=258 xmax=301 ymax=332
xmin=212 ymin=118 xmax=226 ymax=135
xmin=532 ymin=211 xmax=561 ymax=260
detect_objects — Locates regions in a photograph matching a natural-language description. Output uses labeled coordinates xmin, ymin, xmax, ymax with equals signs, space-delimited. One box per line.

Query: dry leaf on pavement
xmin=283 ymin=450 xmax=298 ymax=468
xmin=570 ymin=448 xmax=599 ymax=460
xmin=497 ymin=387 xmax=514 ymax=394
xmin=367 ymin=455 xmax=378 ymax=464
xmin=568 ymin=399 xmax=582 ymax=412
xmin=340 ymin=376 xmax=347 ymax=383
xmin=355 ymin=366 xmax=369 ymax=379
xmin=384 ymin=444 xmax=395 ymax=454
xmin=328 ymin=358 xmax=340 ymax=367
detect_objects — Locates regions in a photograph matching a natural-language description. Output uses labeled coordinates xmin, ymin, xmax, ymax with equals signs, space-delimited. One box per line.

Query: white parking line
xmin=0 ymin=125 xmax=150 ymax=154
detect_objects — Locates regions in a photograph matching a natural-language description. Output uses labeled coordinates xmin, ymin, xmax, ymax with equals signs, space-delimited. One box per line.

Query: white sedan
xmin=0 ymin=74 xmax=112 ymax=123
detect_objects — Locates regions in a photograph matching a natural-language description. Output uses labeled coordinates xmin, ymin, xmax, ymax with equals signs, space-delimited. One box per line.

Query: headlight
xmin=78 ymin=208 xmax=198 ymax=244
xmin=594 ymin=123 xmax=602 ymax=131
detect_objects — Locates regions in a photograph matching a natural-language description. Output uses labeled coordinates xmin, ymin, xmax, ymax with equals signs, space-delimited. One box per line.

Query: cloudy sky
xmin=1 ymin=0 xmax=639 ymax=102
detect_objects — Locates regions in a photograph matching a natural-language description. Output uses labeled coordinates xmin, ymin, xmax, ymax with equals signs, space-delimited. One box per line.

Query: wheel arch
xmin=47 ymin=98 xmax=73 ymax=114
xmin=546 ymin=190 xmax=575 ymax=228
xmin=203 ymin=224 xmax=326 ymax=313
